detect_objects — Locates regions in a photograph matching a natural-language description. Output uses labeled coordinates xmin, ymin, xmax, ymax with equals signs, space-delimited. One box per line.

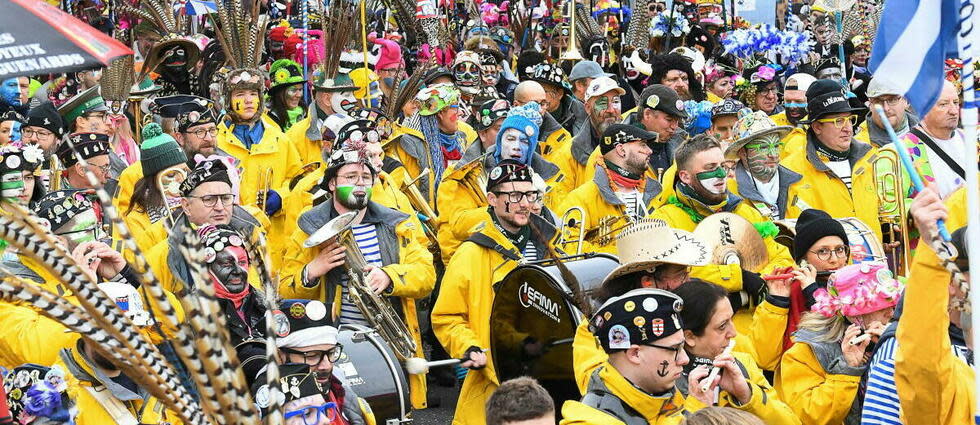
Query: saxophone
xmin=304 ymin=212 xmax=418 ymax=360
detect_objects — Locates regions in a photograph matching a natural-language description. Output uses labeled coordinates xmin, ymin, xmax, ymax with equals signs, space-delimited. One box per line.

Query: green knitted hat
xmin=140 ymin=123 xmax=187 ymax=177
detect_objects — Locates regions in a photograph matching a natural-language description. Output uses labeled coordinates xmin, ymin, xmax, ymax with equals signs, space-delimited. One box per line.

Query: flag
xmin=178 ymin=0 xmax=217 ymax=15
xmin=868 ymin=0 xmax=962 ymax=115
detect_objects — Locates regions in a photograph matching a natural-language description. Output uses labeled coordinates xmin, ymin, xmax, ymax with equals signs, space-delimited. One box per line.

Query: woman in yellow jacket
xmin=776 ymin=262 xmax=902 ymax=425
xmin=673 ymin=279 xmax=800 ymax=425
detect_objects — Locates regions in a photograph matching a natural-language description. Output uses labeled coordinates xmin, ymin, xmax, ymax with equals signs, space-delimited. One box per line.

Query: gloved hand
xmin=741 ymin=269 xmax=767 ymax=305
xmin=263 ymin=189 xmax=282 ymax=217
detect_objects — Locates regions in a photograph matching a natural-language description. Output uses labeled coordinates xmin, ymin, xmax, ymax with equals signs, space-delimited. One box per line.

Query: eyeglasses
xmin=644 ymin=341 xmax=685 ymax=360
xmin=22 ymin=128 xmax=53 ymax=138
xmin=757 ymin=86 xmax=780 ymax=95
xmin=815 ymin=114 xmax=858 ymax=129
xmin=809 ymin=245 xmax=849 ymax=261
xmin=188 ymin=193 xmax=235 ymax=207
xmin=186 ymin=127 xmax=218 ymax=138
xmin=870 ymin=96 xmax=905 ymax=108
xmin=492 ymin=190 xmax=540 ymax=203
xmin=745 ymin=141 xmax=783 ymax=153
xmin=89 ymin=163 xmax=111 ymax=174
xmin=281 ymin=345 xmax=344 ymax=365
xmin=338 ymin=173 xmax=374 ymax=185
xmin=284 ymin=402 xmax=339 ymax=425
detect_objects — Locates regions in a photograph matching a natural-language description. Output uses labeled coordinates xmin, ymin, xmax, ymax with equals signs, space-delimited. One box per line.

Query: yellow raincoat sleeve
xmin=381 ymin=219 xmax=435 ymax=299
xmin=279 ymin=226 xmax=322 ymax=300
xmin=572 ymin=320 xmax=607 ymax=395
xmin=729 ymin=351 xmax=801 ymax=425
xmin=776 ymin=342 xmax=861 ymax=425
xmin=0 ymin=302 xmax=76 ymax=368
xmin=431 ymin=257 xmax=481 ymax=359
xmin=750 ymin=300 xmax=789 ymax=371
xmin=894 ymin=233 xmax=975 ymax=425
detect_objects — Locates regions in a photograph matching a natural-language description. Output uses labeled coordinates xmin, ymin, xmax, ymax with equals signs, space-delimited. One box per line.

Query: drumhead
xmin=839 ymin=217 xmax=886 ymax=263
xmin=490 ymin=254 xmax=618 ymax=408
xmin=335 ymin=324 xmax=410 ymax=423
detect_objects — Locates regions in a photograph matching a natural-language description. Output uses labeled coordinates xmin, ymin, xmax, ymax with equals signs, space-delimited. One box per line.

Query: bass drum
xmin=774 ymin=217 xmax=885 ymax=264
xmin=335 ymin=324 xmax=411 ymax=424
xmin=490 ymin=253 xmax=619 ymax=408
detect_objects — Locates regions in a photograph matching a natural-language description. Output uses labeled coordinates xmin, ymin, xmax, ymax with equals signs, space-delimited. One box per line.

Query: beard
xmin=336 ymin=184 xmax=372 ymax=210
xmin=786 ymin=107 xmax=806 ymax=125
xmin=625 ymin=153 xmax=649 ymax=175
xmin=690 ymin=176 xmax=727 ymax=204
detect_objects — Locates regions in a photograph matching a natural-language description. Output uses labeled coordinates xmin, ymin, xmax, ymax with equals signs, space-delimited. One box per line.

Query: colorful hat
xmin=495 ymin=102 xmax=542 ymax=164
xmin=57 ymin=133 xmax=110 ymax=167
xmin=526 ymin=63 xmax=571 ymax=92
xmin=269 ymin=59 xmax=306 ymax=92
xmin=417 ymin=83 xmax=461 ymax=116
xmin=4 ymin=364 xmax=74 ymax=425
xmin=223 ymin=68 xmax=267 ymax=123
xmin=181 ymin=155 xmax=236 ymax=196
xmin=35 ymin=189 xmax=94 ymax=231
xmin=724 ymin=110 xmax=792 ymax=159
xmin=372 ymin=35 xmax=405 ymax=70
xmin=475 ymin=99 xmax=510 ymax=131
xmin=589 ymin=288 xmax=685 ymax=353
xmin=349 ymin=68 xmax=382 ymax=100
xmin=812 ymin=262 xmax=903 ymax=318
xmin=140 ymin=123 xmax=187 ymax=177
xmin=710 ymin=98 xmax=745 ymax=119
xmin=275 ymin=299 xmax=338 ymax=347
xmin=198 ymin=224 xmax=247 ymax=263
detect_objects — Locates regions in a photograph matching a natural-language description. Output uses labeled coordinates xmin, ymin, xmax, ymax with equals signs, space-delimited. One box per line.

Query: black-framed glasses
xmin=188 ymin=193 xmax=235 ymax=207
xmin=186 ymin=127 xmax=218 ymax=138
xmin=492 ymin=190 xmax=540 ymax=203
xmin=89 ymin=163 xmax=111 ymax=174
xmin=284 ymin=401 xmax=339 ymax=425
xmin=643 ymin=341 xmax=685 ymax=360
xmin=22 ymin=128 xmax=53 ymax=138
xmin=281 ymin=344 xmax=344 ymax=365
xmin=809 ymin=245 xmax=849 ymax=261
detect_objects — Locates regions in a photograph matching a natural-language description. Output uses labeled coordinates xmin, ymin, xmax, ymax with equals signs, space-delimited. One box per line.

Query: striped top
xmin=523 ymin=243 xmax=538 ymax=262
xmin=824 ymin=160 xmax=852 ymax=191
xmin=615 ymin=190 xmax=645 ymax=223
xmin=338 ymin=223 xmax=385 ymax=326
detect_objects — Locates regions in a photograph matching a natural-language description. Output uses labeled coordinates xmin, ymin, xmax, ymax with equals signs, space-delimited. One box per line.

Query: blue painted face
xmin=0 ymin=79 xmax=21 ymax=107
xmin=9 ymin=121 xmax=20 ymax=142
xmin=499 ymin=128 xmax=530 ymax=163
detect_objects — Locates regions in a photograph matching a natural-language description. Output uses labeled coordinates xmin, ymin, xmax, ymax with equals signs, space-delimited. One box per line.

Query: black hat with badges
xmin=600 ymin=123 xmax=659 ymax=154
xmin=181 ymin=156 xmax=234 ymax=196
xmin=35 ymin=189 xmax=95 ymax=231
xmin=640 ymin=84 xmax=688 ymax=119
xmin=475 ymin=99 xmax=510 ymax=131
xmin=589 ymin=288 xmax=685 ymax=353
xmin=57 ymin=132 xmax=110 ymax=167
xmin=275 ymin=299 xmax=338 ymax=348
xmin=24 ymin=101 xmax=65 ymax=138
xmin=251 ymin=363 xmax=324 ymax=416
xmin=486 ymin=158 xmax=532 ymax=192
xmin=151 ymin=95 xmax=219 ymax=132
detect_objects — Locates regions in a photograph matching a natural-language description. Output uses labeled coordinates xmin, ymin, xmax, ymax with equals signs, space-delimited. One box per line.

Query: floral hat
xmin=4 ymin=364 xmax=74 ymax=425
xmin=811 ymin=262 xmax=903 ymax=318
xmin=417 ymin=83 xmax=461 ymax=116
xmin=269 ymin=59 xmax=306 ymax=92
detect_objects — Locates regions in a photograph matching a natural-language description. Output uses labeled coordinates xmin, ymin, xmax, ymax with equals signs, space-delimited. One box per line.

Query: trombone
xmin=560 ymin=0 xmax=584 ymax=62
xmin=555 ymin=207 xmax=629 ymax=254
xmin=400 ymin=168 xmax=440 ymax=254
xmin=156 ymin=166 xmax=188 ymax=227
xmin=873 ymin=148 xmax=911 ymax=277
xmin=258 ymin=168 xmax=274 ymax=212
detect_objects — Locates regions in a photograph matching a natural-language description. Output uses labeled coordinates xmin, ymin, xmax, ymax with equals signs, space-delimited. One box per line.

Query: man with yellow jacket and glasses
xmin=279 ymin=141 xmax=435 ymax=409
xmin=558 ymin=124 xmax=662 ymax=254
xmin=560 ymin=288 xmax=695 ymax=424
xmin=432 ymin=160 xmax=558 ymax=425
xmin=781 ymin=79 xmax=882 ymax=242
xmin=650 ymin=134 xmax=796 ymax=365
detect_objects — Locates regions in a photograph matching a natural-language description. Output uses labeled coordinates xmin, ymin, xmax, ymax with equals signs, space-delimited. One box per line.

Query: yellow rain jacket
xmin=778 ymin=127 xmax=808 ymax=160
xmin=893 ymin=191 xmax=972 ymax=425
xmin=728 ymin=163 xmax=806 ymax=221
xmin=776 ymin=327 xmax=864 ymax=425
xmin=388 ymin=126 xmax=466 ymax=211
xmin=781 ymin=134 xmax=882 ymax=241
xmin=537 ymin=115 xmax=573 ymax=166
xmin=112 ymin=162 xmax=144 ymax=221
xmin=0 ymin=302 xmax=74 ymax=368
xmin=549 ymin=124 xmax=601 ymax=196
xmin=114 ymin=206 xmax=169 ymax=257
xmin=283 ymin=111 xmax=327 ymax=166
xmin=560 ymin=363 xmax=690 ymax=425
xmin=217 ymin=114 xmax=306 ymax=268
xmin=650 ymin=188 xmax=795 ymax=364
xmin=58 ymin=342 xmax=184 ymax=425
xmin=279 ymin=201 xmax=435 ymax=409
xmin=432 ymin=214 xmax=556 ymax=425
xmin=557 ymin=165 xmax=663 ymax=254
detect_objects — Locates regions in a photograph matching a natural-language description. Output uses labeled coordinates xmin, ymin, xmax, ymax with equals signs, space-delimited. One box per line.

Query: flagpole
xmin=960 ymin=3 xmax=980 ymax=420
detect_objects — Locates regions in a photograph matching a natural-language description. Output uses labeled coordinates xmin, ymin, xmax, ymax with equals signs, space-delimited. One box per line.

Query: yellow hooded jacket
xmin=432 ymin=213 xmax=556 ymax=425
xmin=560 ymin=363 xmax=690 ymax=425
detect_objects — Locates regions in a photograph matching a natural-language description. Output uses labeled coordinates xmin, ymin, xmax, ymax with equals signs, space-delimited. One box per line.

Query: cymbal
xmin=693 ymin=213 xmax=769 ymax=273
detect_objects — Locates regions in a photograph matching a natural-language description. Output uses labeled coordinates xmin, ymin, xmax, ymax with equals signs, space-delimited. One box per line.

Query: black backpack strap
xmin=465 ymin=232 xmax=521 ymax=262
xmin=910 ymin=127 xmax=966 ymax=179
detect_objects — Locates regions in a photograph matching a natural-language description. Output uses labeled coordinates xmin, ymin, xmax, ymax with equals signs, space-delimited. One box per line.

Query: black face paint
xmin=209 ymin=249 xmax=248 ymax=294
xmin=657 ymin=360 xmax=670 ymax=377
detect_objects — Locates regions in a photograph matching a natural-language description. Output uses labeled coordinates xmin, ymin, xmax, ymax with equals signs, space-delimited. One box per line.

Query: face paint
xmin=744 ymin=134 xmax=782 ymax=181
xmin=816 ymin=67 xmax=843 ymax=81
xmin=0 ymin=79 xmax=21 ymax=107
xmin=331 ymin=91 xmax=358 ymax=114
xmin=209 ymin=247 xmax=249 ymax=294
xmin=784 ymin=103 xmax=808 ymax=124
xmin=453 ymin=62 xmax=482 ymax=94
xmin=61 ymin=209 xmax=100 ymax=245
xmin=500 ymin=128 xmax=530 ymax=163
xmin=695 ymin=167 xmax=728 ymax=195
xmin=594 ymin=97 xmax=610 ymax=112
xmin=481 ymin=65 xmax=500 ymax=86
xmin=336 ymin=184 xmax=372 ymax=209
xmin=1 ymin=171 xmax=24 ymax=201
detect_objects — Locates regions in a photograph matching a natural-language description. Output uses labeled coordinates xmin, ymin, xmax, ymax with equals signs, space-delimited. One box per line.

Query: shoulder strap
xmin=465 ymin=232 xmax=522 ymax=261
xmin=910 ymin=127 xmax=966 ymax=179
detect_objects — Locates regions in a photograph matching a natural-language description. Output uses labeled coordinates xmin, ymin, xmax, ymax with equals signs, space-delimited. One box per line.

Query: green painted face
xmin=0 ymin=171 xmax=24 ymax=202
xmin=744 ymin=134 xmax=781 ymax=181
xmin=60 ymin=209 xmax=100 ymax=245
xmin=336 ymin=184 xmax=372 ymax=210
xmin=695 ymin=167 xmax=727 ymax=195
xmin=594 ymin=97 xmax=610 ymax=111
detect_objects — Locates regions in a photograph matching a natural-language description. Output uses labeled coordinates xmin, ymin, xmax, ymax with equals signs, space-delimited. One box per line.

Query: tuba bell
xmin=304 ymin=211 xmax=418 ymax=360
xmin=873 ymin=148 xmax=911 ymax=276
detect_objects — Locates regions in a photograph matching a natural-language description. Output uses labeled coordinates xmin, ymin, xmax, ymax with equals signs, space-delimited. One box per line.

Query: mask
xmin=453 ymin=62 xmax=482 ymax=94
xmin=0 ymin=171 xmax=24 ymax=201
xmin=208 ymin=247 xmax=249 ymax=294
xmin=589 ymin=39 xmax=610 ymax=69
xmin=695 ymin=167 xmax=727 ymax=195
xmin=331 ymin=91 xmax=358 ymax=115
xmin=499 ymin=128 xmax=530 ymax=163
xmin=744 ymin=134 xmax=781 ymax=181
xmin=0 ymin=79 xmax=21 ymax=107
xmin=336 ymin=184 xmax=372 ymax=209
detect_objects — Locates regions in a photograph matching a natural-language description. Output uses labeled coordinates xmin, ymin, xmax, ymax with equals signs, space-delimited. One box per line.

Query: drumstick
xmin=849 ymin=333 xmax=872 ymax=346
xmin=700 ymin=340 xmax=736 ymax=393
xmin=405 ymin=349 xmax=489 ymax=375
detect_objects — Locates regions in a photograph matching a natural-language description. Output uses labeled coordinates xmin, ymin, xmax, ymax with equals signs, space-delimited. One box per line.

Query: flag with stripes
xmin=868 ymin=0 xmax=963 ymax=115
xmin=178 ymin=0 xmax=217 ymax=15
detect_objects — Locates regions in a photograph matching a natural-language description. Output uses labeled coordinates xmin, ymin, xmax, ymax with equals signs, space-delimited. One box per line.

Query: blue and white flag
xmin=178 ymin=0 xmax=217 ymax=15
xmin=868 ymin=0 xmax=963 ymax=115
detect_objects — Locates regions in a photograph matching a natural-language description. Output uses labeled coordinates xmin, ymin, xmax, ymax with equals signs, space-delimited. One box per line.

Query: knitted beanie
xmin=140 ymin=123 xmax=187 ymax=177
xmin=793 ymin=209 xmax=849 ymax=262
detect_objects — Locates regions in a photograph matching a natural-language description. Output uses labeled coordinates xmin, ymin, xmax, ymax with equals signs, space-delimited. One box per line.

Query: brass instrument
xmin=258 ymin=168 xmax=274 ymax=212
xmin=556 ymin=207 xmax=630 ymax=254
xmin=303 ymin=211 xmax=418 ymax=360
xmin=448 ymin=150 xmax=493 ymax=204
xmin=400 ymin=168 xmax=440 ymax=253
xmin=873 ymin=148 xmax=911 ymax=276
xmin=48 ymin=155 xmax=62 ymax=191
xmin=560 ymin=0 xmax=584 ymax=62
xmin=155 ymin=166 xmax=188 ymax=226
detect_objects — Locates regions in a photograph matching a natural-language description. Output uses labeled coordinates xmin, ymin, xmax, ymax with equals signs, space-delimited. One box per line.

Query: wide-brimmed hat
xmin=725 ymin=110 xmax=792 ymax=159
xmin=602 ymin=219 xmax=710 ymax=285
xmin=803 ymin=79 xmax=865 ymax=122
xmin=145 ymin=35 xmax=202 ymax=72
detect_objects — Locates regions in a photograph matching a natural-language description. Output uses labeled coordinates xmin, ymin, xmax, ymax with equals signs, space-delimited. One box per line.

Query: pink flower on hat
xmin=809 ymin=262 xmax=903 ymax=318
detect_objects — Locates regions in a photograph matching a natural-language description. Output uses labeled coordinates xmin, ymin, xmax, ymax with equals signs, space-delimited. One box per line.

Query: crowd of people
xmin=0 ymin=0 xmax=976 ymax=424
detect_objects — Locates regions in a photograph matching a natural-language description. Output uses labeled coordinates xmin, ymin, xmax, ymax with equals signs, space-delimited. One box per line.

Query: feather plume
xmin=320 ymin=0 xmax=357 ymax=79
xmin=383 ymin=58 xmax=434 ymax=121
xmin=213 ymin=0 xmax=268 ymax=68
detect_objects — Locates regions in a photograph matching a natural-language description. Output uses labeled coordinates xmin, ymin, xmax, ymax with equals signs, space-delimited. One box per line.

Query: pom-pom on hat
xmin=140 ymin=123 xmax=187 ymax=177
xmin=494 ymin=102 xmax=542 ymax=165
xmin=811 ymin=262 xmax=903 ymax=318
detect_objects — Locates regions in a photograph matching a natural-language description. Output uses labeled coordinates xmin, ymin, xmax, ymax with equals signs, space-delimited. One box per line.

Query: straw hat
xmin=602 ymin=219 xmax=710 ymax=285
xmin=724 ymin=110 xmax=793 ymax=160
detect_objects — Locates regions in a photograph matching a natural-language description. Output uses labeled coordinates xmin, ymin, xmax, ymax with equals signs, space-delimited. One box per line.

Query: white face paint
xmin=500 ymin=128 xmax=530 ymax=162
xmin=331 ymin=91 xmax=358 ymax=114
